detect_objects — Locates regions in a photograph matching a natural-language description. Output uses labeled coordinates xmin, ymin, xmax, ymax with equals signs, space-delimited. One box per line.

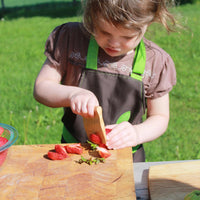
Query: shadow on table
xmin=148 ymin=178 xmax=200 ymax=200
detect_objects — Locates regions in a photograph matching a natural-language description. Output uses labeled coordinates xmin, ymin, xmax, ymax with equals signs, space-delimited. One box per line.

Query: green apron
xmin=62 ymin=36 xmax=146 ymax=155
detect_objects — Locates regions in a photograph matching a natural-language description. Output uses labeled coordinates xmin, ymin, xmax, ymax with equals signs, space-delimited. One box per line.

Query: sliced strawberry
xmin=105 ymin=128 xmax=112 ymax=135
xmin=55 ymin=144 xmax=68 ymax=156
xmin=0 ymin=127 xmax=4 ymax=136
xmin=98 ymin=143 xmax=108 ymax=149
xmin=47 ymin=151 xmax=68 ymax=160
xmin=0 ymin=149 xmax=8 ymax=166
xmin=0 ymin=136 xmax=9 ymax=166
xmin=96 ymin=146 xmax=111 ymax=158
xmin=0 ymin=137 xmax=8 ymax=147
xmin=64 ymin=143 xmax=83 ymax=154
xmin=89 ymin=133 xmax=102 ymax=145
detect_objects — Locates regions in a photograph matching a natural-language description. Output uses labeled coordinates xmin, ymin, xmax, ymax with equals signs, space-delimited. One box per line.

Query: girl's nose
xmin=107 ymin=37 xmax=119 ymax=48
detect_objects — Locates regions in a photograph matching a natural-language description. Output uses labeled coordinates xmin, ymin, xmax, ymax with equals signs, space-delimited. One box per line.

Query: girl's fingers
xmin=105 ymin=124 xmax=116 ymax=130
xmin=107 ymin=122 xmax=128 ymax=138
xmin=70 ymin=94 xmax=99 ymax=117
xmin=81 ymin=101 xmax=88 ymax=115
xmin=106 ymin=122 xmax=137 ymax=149
xmin=87 ymin=97 xmax=99 ymax=117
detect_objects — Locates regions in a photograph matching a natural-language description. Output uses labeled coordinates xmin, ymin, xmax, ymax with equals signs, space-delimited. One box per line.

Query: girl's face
xmin=94 ymin=18 xmax=147 ymax=57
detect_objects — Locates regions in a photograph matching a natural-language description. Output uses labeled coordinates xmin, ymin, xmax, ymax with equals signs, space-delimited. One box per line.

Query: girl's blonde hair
xmin=82 ymin=0 xmax=176 ymax=35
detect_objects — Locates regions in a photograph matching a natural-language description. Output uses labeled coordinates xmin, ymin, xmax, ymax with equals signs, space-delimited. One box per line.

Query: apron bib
xmin=62 ymin=36 xmax=146 ymax=154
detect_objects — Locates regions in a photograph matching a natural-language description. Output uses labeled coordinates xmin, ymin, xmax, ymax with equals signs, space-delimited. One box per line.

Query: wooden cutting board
xmin=0 ymin=144 xmax=136 ymax=200
xmin=148 ymin=161 xmax=200 ymax=200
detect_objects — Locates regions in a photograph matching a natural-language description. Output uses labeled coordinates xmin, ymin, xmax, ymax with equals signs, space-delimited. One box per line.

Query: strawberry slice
xmin=0 ymin=137 xmax=8 ymax=147
xmin=55 ymin=144 xmax=69 ymax=156
xmin=0 ymin=136 xmax=8 ymax=166
xmin=0 ymin=150 xmax=8 ymax=166
xmin=98 ymin=143 xmax=107 ymax=148
xmin=89 ymin=133 xmax=109 ymax=149
xmin=47 ymin=151 xmax=68 ymax=160
xmin=96 ymin=146 xmax=111 ymax=158
xmin=0 ymin=127 xmax=4 ymax=136
xmin=64 ymin=143 xmax=83 ymax=154
xmin=105 ymin=128 xmax=112 ymax=135
xmin=89 ymin=133 xmax=102 ymax=145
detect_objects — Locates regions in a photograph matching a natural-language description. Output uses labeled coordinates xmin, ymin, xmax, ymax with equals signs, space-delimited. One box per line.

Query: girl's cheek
xmin=95 ymin=38 xmax=105 ymax=49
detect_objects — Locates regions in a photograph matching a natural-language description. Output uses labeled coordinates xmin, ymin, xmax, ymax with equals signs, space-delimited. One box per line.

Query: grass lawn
xmin=144 ymin=4 xmax=200 ymax=161
xmin=0 ymin=2 xmax=199 ymax=161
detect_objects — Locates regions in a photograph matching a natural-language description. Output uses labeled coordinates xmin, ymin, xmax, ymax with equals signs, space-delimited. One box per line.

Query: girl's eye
xmin=99 ymin=30 xmax=111 ymax=36
xmin=124 ymin=36 xmax=133 ymax=40
xmin=123 ymin=35 xmax=136 ymax=40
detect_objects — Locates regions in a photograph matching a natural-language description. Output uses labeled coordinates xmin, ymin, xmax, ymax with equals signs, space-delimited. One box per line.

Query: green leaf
xmin=87 ymin=140 xmax=98 ymax=150
xmin=81 ymin=156 xmax=87 ymax=162
xmin=95 ymin=159 xmax=100 ymax=164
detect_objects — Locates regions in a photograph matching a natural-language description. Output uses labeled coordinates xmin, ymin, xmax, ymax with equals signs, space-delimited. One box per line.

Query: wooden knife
xmin=83 ymin=106 xmax=107 ymax=144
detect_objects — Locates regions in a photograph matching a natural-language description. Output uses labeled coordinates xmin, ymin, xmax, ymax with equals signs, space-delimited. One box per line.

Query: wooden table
xmin=1 ymin=144 xmax=199 ymax=200
xmin=134 ymin=160 xmax=200 ymax=200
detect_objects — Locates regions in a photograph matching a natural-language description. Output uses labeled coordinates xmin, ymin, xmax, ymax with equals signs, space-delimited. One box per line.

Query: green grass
xmin=0 ymin=2 xmax=199 ymax=161
xmin=0 ymin=3 xmax=82 ymax=145
xmin=144 ymin=4 xmax=200 ymax=161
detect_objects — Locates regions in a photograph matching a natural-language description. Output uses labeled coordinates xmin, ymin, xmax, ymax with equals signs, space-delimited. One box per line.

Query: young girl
xmin=34 ymin=0 xmax=176 ymax=162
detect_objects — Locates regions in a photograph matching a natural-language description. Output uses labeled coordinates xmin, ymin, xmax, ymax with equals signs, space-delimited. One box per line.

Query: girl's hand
xmin=69 ymin=88 xmax=99 ymax=117
xmin=105 ymin=122 xmax=139 ymax=150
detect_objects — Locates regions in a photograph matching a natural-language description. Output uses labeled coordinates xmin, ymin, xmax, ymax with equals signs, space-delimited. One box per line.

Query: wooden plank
xmin=148 ymin=161 xmax=200 ymax=200
xmin=83 ymin=106 xmax=107 ymax=144
xmin=0 ymin=144 xmax=136 ymax=200
xmin=134 ymin=160 xmax=196 ymax=200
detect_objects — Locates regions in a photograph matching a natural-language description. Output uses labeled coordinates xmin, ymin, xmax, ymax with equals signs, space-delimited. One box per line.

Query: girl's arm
xmin=33 ymin=59 xmax=99 ymax=117
xmin=106 ymin=93 xmax=170 ymax=149
xmin=135 ymin=93 xmax=169 ymax=144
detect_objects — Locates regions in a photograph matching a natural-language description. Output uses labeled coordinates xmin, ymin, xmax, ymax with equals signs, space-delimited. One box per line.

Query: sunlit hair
xmin=82 ymin=0 xmax=176 ymax=35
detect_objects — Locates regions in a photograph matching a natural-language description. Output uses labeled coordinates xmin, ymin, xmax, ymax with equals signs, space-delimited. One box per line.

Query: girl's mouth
xmin=105 ymin=47 xmax=120 ymax=55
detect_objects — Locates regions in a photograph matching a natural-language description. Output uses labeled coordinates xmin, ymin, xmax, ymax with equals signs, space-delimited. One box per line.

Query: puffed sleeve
xmin=144 ymin=52 xmax=176 ymax=99
xmin=44 ymin=23 xmax=69 ymax=76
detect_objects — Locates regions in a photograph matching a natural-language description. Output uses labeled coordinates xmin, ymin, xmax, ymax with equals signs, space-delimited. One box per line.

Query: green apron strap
xmin=86 ymin=36 xmax=146 ymax=80
xmin=131 ymin=40 xmax=146 ymax=152
xmin=86 ymin=36 xmax=98 ymax=70
xmin=131 ymin=39 xmax=146 ymax=81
